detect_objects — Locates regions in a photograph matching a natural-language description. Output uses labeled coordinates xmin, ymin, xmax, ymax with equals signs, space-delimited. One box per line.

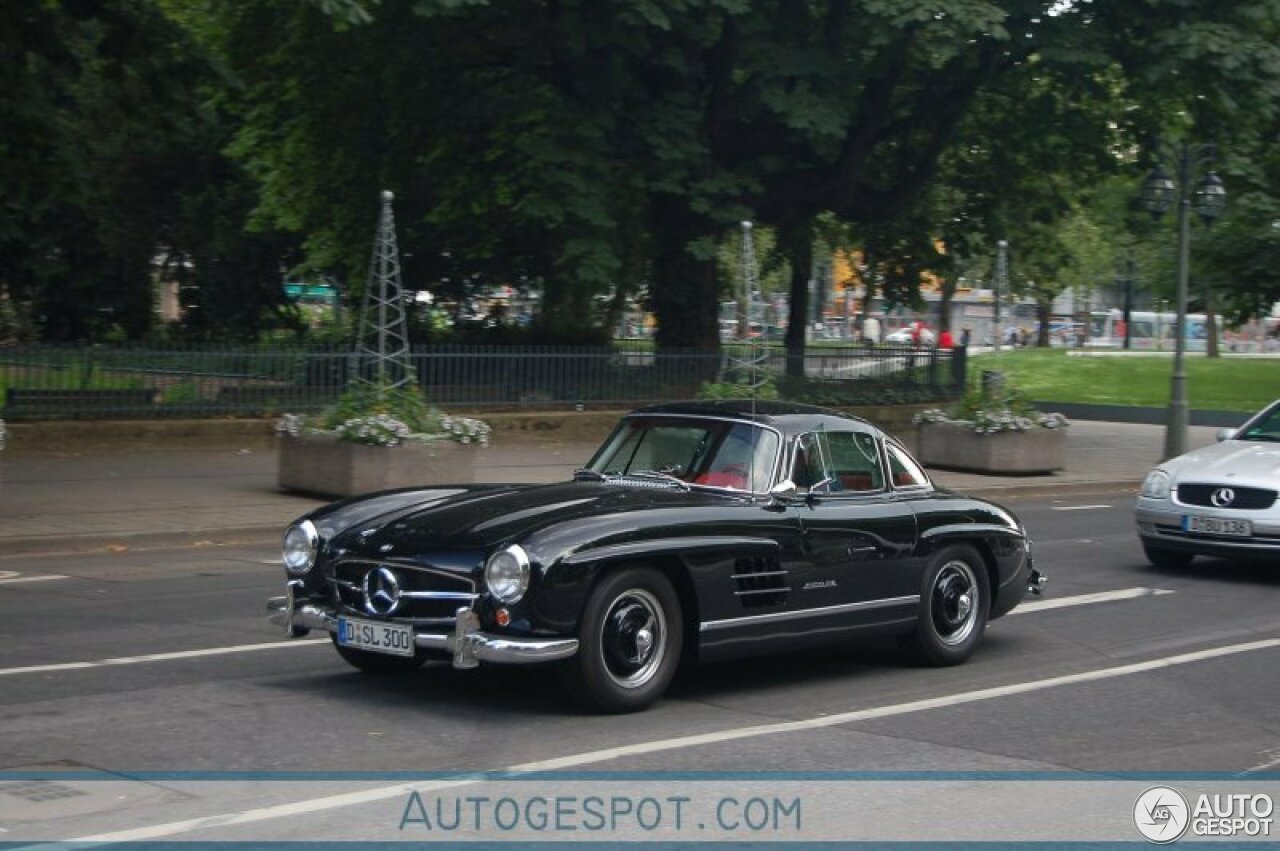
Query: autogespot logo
xmin=1134 ymin=786 xmax=1191 ymax=844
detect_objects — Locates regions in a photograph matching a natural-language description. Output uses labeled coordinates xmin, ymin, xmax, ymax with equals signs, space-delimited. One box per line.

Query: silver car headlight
xmin=1140 ymin=469 xmax=1172 ymax=499
xmin=282 ymin=519 xmax=320 ymax=574
xmin=485 ymin=544 xmax=531 ymax=604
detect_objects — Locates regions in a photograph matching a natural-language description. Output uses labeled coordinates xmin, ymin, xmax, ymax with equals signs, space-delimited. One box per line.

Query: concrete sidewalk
xmin=0 ymin=421 xmax=1222 ymax=554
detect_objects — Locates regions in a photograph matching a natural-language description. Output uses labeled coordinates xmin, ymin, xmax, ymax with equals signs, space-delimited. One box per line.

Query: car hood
xmin=1164 ymin=440 xmax=1280 ymax=488
xmin=313 ymin=481 xmax=753 ymax=557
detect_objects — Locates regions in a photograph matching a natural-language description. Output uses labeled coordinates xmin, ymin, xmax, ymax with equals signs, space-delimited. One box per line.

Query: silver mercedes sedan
xmin=1136 ymin=399 xmax=1280 ymax=568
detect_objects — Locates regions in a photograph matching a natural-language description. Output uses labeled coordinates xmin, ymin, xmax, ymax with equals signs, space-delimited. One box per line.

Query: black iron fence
xmin=0 ymin=343 xmax=966 ymax=420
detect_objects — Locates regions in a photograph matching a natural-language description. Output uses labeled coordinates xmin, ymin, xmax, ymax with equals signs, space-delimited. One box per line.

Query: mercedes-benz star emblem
xmin=1210 ymin=487 xmax=1236 ymax=508
xmin=362 ymin=566 xmax=401 ymax=616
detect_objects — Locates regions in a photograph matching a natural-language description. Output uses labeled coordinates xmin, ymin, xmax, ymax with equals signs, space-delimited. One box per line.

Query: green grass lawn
xmin=968 ymin=348 xmax=1280 ymax=412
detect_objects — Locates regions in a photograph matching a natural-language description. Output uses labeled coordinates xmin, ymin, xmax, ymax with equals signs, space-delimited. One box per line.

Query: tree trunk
xmin=938 ymin=273 xmax=956 ymax=334
xmin=1036 ymin=297 xmax=1052 ymax=347
xmin=648 ymin=195 xmax=721 ymax=356
xmin=781 ymin=222 xmax=814 ymax=378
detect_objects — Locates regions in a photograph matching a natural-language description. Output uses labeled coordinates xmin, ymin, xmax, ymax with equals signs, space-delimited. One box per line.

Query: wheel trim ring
xmin=599 ymin=588 xmax=667 ymax=689
xmin=931 ymin=560 xmax=980 ymax=646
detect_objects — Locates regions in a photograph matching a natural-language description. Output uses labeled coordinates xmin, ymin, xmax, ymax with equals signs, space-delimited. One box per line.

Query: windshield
xmin=585 ymin=417 xmax=781 ymax=491
xmin=1238 ymin=403 xmax=1280 ymax=442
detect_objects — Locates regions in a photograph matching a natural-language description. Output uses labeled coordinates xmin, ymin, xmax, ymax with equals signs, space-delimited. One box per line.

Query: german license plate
xmin=337 ymin=616 xmax=414 ymax=657
xmin=1183 ymin=515 xmax=1251 ymax=537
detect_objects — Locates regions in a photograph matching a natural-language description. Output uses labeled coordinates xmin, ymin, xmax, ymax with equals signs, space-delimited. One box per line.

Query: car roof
xmin=629 ymin=400 xmax=877 ymax=437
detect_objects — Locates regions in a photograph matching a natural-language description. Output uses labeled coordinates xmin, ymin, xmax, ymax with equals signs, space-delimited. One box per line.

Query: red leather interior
xmin=695 ymin=471 xmax=748 ymax=489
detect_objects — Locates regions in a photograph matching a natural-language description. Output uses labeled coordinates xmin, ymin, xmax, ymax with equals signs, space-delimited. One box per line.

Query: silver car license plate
xmin=1183 ymin=515 xmax=1251 ymax=537
xmin=338 ymin=616 xmax=414 ymax=657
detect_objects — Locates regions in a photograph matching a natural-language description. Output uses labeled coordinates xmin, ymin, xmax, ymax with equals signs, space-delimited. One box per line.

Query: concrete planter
xmin=916 ymin=420 xmax=1066 ymax=475
xmin=278 ymin=431 xmax=476 ymax=498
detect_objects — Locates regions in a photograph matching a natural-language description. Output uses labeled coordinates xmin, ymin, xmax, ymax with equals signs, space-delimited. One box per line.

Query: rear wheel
xmin=560 ymin=567 xmax=683 ymax=713
xmin=906 ymin=544 xmax=991 ymax=666
xmin=1142 ymin=542 xmax=1194 ymax=570
xmin=331 ymin=635 xmax=427 ymax=674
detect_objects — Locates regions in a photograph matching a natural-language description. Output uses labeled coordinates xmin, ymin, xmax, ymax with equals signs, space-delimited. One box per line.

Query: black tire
xmin=559 ymin=567 xmax=683 ymax=713
xmin=331 ymin=635 xmax=427 ymax=674
xmin=906 ymin=544 xmax=991 ymax=666
xmin=1142 ymin=542 xmax=1194 ymax=570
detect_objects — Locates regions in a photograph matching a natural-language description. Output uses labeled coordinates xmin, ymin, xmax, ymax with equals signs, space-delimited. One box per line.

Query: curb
xmin=943 ymin=478 xmax=1140 ymax=501
xmin=1 ymin=525 xmax=283 ymax=556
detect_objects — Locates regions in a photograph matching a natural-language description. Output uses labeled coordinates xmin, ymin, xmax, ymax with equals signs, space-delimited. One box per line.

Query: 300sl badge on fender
xmin=268 ymin=400 xmax=1045 ymax=712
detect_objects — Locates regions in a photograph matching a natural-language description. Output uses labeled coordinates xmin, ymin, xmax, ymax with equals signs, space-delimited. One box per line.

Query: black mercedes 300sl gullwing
xmin=268 ymin=401 xmax=1044 ymax=712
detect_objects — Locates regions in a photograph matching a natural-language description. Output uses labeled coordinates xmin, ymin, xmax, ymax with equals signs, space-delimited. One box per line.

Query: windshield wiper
xmin=572 ymin=468 xmax=607 ymax=481
xmin=620 ymin=470 xmax=691 ymax=491
xmin=1240 ymin=434 xmax=1280 ymax=443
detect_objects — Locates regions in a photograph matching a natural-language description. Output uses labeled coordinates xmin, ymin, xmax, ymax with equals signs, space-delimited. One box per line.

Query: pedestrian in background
xmin=960 ymin=327 xmax=972 ymax=347
xmin=862 ymin=315 xmax=880 ymax=346
xmin=939 ymin=328 xmax=955 ymax=349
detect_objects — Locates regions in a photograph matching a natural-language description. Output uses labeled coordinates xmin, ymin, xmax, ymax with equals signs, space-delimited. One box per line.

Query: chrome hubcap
xmin=600 ymin=589 xmax=666 ymax=689
xmin=932 ymin=561 xmax=980 ymax=646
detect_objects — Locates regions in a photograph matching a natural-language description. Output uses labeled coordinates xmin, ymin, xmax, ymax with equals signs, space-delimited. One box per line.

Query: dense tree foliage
xmin=3 ymin=0 xmax=1278 ymax=346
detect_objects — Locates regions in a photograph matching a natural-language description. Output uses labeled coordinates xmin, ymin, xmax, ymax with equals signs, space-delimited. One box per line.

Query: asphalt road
xmin=1 ymin=488 xmax=1278 ymax=843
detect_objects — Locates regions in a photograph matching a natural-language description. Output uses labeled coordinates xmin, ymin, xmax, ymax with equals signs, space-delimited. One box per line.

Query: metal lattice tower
xmin=352 ymin=190 xmax=413 ymax=391
xmin=725 ymin=221 xmax=769 ymax=394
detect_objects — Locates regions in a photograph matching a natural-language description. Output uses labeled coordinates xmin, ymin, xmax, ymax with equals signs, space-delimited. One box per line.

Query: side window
xmin=824 ymin=431 xmax=886 ymax=493
xmin=792 ymin=432 xmax=829 ymax=489
xmin=886 ymin=441 xmax=931 ymax=488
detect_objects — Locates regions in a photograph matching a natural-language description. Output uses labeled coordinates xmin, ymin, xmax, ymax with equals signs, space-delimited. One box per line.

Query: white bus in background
xmin=1086 ymin=309 xmax=1216 ymax=351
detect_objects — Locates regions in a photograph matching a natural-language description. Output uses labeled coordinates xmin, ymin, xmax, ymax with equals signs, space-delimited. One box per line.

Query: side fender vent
xmin=732 ymin=557 xmax=788 ymax=608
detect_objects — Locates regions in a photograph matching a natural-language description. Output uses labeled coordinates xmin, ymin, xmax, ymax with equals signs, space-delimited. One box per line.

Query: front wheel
xmin=905 ymin=544 xmax=991 ymax=666
xmin=331 ymin=635 xmax=427 ymax=674
xmin=560 ymin=567 xmax=683 ymax=713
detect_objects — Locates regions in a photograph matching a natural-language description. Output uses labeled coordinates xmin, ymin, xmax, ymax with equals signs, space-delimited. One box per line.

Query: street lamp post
xmin=1140 ymin=142 xmax=1226 ymax=460
xmin=993 ymin=239 xmax=1008 ymax=357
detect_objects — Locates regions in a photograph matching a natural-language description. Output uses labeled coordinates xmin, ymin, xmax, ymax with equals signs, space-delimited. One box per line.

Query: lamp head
xmin=1193 ymin=171 xmax=1226 ymax=224
xmin=1141 ymin=165 xmax=1175 ymax=219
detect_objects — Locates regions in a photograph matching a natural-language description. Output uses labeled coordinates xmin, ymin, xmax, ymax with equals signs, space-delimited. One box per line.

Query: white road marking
xmin=1241 ymin=747 xmax=1280 ymax=775
xmin=0 ymin=639 xmax=326 ymax=678
xmin=1009 ymin=586 xmax=1174 ymax=615
xmin=0 ymin=587 xmax=1174 ymax=678
xmin=1052 ymin=504 xmax=1112 ymax=511
xmin=0 ymin=573 xmax=68 ymax=585
xmin=62 ymin=636 xmax=1280 ymax=844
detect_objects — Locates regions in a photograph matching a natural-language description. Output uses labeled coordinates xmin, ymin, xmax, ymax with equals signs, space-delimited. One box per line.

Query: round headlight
xmin=485 ymin=544 xmax=531 ymax=604
xmin=282 ymin=519 xmax=319 ymax=574
xmin=1140 ymin=469 xmax=1172 ymax=499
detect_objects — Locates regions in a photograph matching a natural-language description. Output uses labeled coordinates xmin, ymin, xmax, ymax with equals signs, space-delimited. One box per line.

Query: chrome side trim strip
xmin=700 ymin=595 xmax=919 ymax=632
xmin=732 ymin=570 xmax=788 ymax=579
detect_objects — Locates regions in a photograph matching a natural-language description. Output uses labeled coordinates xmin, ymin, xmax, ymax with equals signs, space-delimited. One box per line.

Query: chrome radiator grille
xmin=333 ymin=559 xmax=477 ymax=623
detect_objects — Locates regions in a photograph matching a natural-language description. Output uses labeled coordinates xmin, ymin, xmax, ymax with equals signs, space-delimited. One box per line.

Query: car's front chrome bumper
xmin=266 ymin=582 xmax=579 ymax=670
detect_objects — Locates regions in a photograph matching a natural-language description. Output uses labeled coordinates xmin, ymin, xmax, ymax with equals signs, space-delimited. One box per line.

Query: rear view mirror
xmin=1216 ymin=428 xmax=1237 ymax=442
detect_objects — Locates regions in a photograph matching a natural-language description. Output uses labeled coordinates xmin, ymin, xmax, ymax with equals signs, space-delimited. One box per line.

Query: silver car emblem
xmin=362 ymin=566 xmax=401 ymax=616
xmin=1210 ymin=487 xmax=1235 ymax=508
